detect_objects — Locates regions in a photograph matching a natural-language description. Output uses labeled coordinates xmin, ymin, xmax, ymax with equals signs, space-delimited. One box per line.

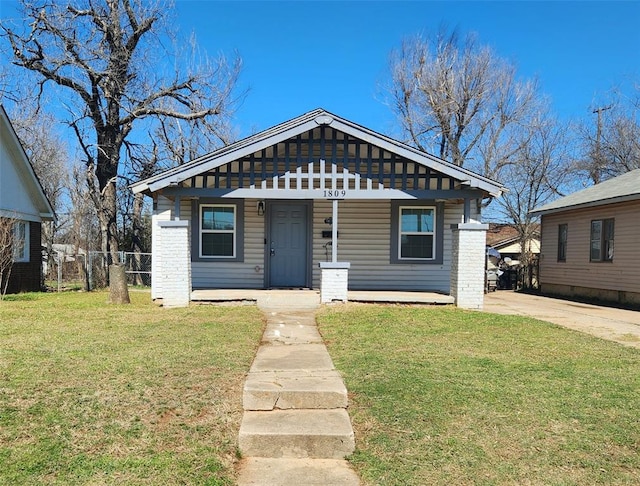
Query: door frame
xmin=264 ymin=199 xmax=313 ymax=289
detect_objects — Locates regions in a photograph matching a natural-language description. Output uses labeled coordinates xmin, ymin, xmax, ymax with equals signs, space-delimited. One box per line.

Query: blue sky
xmin=1 ymin=0 xmax=638 ymax=138
xmin=172 ymin=0 xmax=640 ymax=137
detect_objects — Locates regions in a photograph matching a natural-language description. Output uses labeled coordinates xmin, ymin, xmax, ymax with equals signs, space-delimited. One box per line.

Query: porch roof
xmin=132 ymin=108 xmax=505 ymax=199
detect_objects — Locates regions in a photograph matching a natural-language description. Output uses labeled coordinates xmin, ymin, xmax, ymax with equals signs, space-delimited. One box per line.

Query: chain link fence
xmin=46 ymin=249 xmax=151 ymax=291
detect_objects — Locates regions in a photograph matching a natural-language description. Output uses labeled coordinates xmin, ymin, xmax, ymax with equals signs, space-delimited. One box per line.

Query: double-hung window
xmin=399 ymin=206 xmax=435 ymax=260
xmin=590 ymin=218 xmax=614 ymax=262
xmin=12 ymin=220 xmax=29 ymax=263
xmin=200 ymin=205 xmax=236 ymax=258
xmin=557 ymin=224 xmax=568 ymax=262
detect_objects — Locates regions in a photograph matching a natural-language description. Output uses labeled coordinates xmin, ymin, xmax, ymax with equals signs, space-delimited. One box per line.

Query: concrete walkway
xmin=237 ymin=291 xmax=360 ymax=486
xmin=484 ymin=291 xmax=640 ymax=349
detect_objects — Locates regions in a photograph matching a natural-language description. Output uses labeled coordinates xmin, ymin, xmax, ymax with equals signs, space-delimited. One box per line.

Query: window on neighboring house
xmin=13 ymin=220 xmax=29 ymax=263
xmin=399 ymin=206 xmax=435 ymax=260
xmin=590 ymin=218 xmax=614 ymax=262
xmin=557 ymin=224 xmax=568 ymax=262
xmin=200 ymin=205 xmax=236 ymax=258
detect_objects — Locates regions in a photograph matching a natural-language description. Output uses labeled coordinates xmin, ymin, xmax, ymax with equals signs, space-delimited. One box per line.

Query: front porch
xmin=134 ymin=109 xmax=505 ymax=310
xmin=191 ymin=288 xmax=455 ymax=306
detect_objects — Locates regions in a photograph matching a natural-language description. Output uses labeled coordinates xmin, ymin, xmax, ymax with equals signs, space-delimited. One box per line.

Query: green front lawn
xmin=3 ymin=294 xmax=638 ymax=485
xmin=318 ymin=305 xmax=640 ymax=486
xmin=0 ymin=291 xmax=264 ymax=485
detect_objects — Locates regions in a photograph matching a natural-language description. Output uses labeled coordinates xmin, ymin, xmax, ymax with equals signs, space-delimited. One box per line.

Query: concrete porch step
xmin=237 ymin=457 xmax=360 ymax=485
xmin=244 ymin=370 xmax=348 ymax=410
xmin=239 ymin=409 xmax=355 ymax=459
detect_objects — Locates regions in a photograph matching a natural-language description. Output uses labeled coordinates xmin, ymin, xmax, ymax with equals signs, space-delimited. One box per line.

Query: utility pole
xmin=592 ymin=105 xmax=612 ymax=184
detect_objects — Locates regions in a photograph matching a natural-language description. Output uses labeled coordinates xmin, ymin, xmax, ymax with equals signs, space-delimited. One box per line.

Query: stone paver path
xmin=237 ymin=291 xmax=360 ymax=486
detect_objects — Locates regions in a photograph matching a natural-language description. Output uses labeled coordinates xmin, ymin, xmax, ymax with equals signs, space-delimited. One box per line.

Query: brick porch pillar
xmin=450 ymin=223 xmax=488 ymax=310
xmin=158 ymin=220 xmax=191 ymax=308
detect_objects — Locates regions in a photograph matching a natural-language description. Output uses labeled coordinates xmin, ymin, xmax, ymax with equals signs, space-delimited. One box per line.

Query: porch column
xmin=450 ymin=223 xmax=488 ymax=310
xmin=320 ymin=199 xmax=350 ymax=303
xmin=331 ymin=199 xmax=338 ymax=262
xmin=158 ymin=220 xmax=191 ymax=308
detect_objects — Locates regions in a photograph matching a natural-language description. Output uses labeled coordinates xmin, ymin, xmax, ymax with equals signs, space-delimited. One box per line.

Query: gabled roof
xmin=530 ymin=169 xmax=640 ymax=216
xmin=0 ymin=105 xmax=55 ymax=221
xmin=486 ymin=223 xmax=540 ymax=248
xmin=131 ymin=108 xmax=505 ymax=197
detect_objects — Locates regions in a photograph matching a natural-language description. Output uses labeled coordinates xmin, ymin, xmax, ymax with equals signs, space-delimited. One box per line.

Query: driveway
xmin=483 ymin=291 xmax=640 ymax=349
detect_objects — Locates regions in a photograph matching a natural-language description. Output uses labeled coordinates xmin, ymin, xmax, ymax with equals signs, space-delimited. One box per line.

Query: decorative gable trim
xmin=132 ymin=109 xmax=504 ymax=199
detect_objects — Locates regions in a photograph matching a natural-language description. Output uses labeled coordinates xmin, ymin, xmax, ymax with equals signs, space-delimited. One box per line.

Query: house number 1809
xmin=324 ymin=190 xmax=347 ymax=198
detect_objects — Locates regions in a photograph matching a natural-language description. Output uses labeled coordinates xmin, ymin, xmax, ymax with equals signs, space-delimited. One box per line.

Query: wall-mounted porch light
xmin=257 ymin=200 xmax=265 ymax=216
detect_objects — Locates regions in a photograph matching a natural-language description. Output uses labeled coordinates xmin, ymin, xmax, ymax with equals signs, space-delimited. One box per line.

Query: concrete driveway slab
xmin=483 ymin=291 xmax=640 ymax=348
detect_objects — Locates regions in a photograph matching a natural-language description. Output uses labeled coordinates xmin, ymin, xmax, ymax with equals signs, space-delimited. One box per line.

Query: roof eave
xmin=133 ymin=108 xmax=506 ymax=198
xmin=1 ymin=105 xmax=56 ymax=220
xmin=530 ymin=193 xmax=640 ymax=216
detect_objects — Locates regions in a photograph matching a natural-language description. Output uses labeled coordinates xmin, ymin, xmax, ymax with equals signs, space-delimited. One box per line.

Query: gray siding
xmin=154 ymin=197 xmax=474 ymax=293
xmin=191 ymin=198 xmax=265 ymax=289
xmin=312 ymin=200 xmax=464 ymax=292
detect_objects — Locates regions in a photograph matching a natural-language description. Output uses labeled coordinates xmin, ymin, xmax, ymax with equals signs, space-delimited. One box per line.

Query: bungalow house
xmin=0 ymin=105 xmax=55 ymax=293
xmin=131 ymin=109 xmax=505 ymax=309
xmin=530 ymin=168 xmax=640 ymax=307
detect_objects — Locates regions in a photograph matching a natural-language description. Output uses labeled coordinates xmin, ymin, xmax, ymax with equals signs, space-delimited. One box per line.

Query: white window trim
xmin=199 ymin=204 xmax=236 ymax=259
xmin=398 ymin=205 xmax=436 ymax=261
xmin=590 ymin=218 xmax=614 ymax=262
xmin=13 ymin=220 xmax=29 ymax=263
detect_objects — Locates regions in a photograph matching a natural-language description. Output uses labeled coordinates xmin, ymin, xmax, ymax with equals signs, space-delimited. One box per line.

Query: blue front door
xmin=268 ymin=203 xmax=309 ymax=287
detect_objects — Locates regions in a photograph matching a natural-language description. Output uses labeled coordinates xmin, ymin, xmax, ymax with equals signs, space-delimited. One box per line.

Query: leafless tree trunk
xmin=0 ymin=217 xmax=17 ymax=300
xmin=387 ymin=29 xmax=539 ymax=181
xmin=2 ymin=0 xmax=242 ymax=303
xmin=494 ymin=113 xmax=570 ymax=289
xmin=68 ymin=164 xmax=102 ymax=288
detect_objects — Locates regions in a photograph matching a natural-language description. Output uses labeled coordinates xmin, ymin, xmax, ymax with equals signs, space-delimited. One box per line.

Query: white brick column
xmin=158 ymin=220 xmax=191 ymax=308
xmin=450 ymin=223 xmax=488 ymax=310
xmin=319 ymin=262 xmax=350 ymax=303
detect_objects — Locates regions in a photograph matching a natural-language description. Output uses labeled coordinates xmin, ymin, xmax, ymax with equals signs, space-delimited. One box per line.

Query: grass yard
xmin=318 ymin=304 xmax=640 ymax=486
xmin=0 ymin=291 xmax=264 ymax=485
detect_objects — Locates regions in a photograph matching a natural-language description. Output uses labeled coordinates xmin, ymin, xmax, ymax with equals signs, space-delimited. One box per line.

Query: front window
xmin=13 ymin=221 xmax=29 ymax=263
xmin=590 ymin=218 xmax=614 ymax=262
xmin=399 ymin=206 xmax=435 ymax=260
xmin=557 ymin=224 xmax=567 ymax=262
xmin=200 ymin=205 xmax=236 ymax=258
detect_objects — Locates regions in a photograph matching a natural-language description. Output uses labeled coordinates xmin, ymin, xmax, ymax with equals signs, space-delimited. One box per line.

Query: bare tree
xmin=387 ymin=30 xmax=539 ymax=180
xmin=118 ymin=114 xmax=237 ymax=284
xmin=8 ymin=106 xmax=70 ymax=279
xmin=2 ymin=0 xmax=242 ymax=303
xmin=494 ymin=114 xmax=570 ymax=288
xmin=0 ymin=217 xmax=17 ymax=299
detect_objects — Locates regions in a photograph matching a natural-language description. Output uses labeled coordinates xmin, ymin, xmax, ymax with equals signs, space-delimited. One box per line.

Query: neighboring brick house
xmin=530 ymin=169 xmax=640 ymax=307
xmin=131 ymin=109 xmax=505 ymax=309
xmin=0 ymin=105 xmax=55 ymax=294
